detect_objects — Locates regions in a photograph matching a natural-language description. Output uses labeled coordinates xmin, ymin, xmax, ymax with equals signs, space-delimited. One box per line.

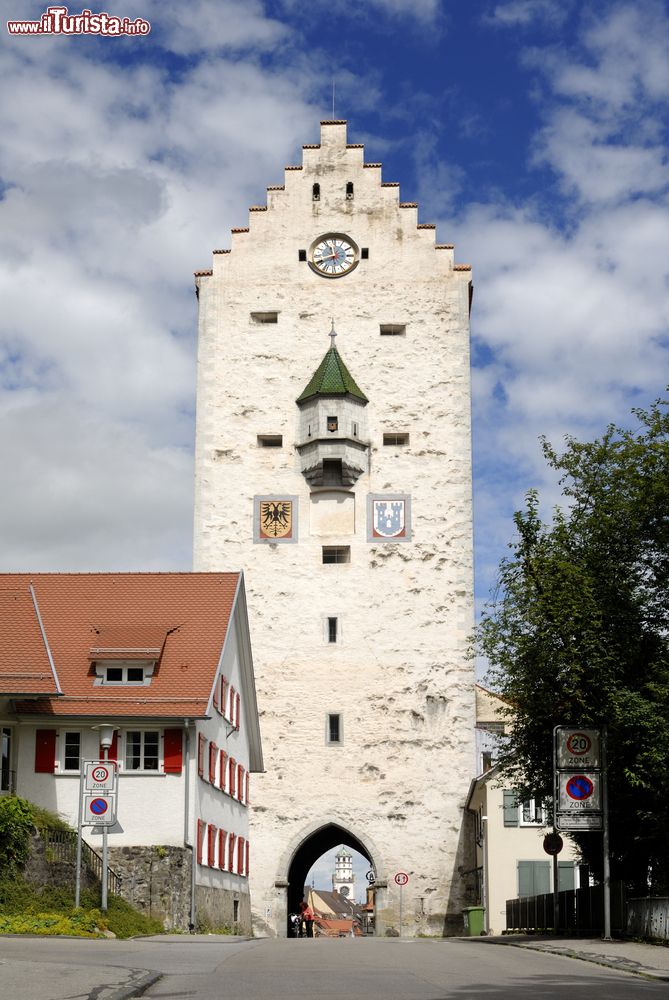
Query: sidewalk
xmin=465 ymin=934 xmax=669 ymax=981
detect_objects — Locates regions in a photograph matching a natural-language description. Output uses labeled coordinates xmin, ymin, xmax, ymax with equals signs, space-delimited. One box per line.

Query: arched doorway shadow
xmin=279 ymin=819 xmax=385 ymax=936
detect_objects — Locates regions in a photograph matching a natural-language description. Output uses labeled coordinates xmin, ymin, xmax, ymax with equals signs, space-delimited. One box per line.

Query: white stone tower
xmin=193 ymin=120 xmax=475 ymax=937
xmin=332 ymin=845 xmax=356 ymax=901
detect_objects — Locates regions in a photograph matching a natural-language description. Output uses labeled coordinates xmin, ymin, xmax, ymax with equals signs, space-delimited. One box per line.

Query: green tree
xmin=479 ymin=396 xmax=669 ymax=894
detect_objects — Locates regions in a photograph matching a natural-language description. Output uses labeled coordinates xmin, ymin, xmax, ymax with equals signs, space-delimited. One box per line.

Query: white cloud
xmin=145 ymin=0 xmax=289 ymax=55
xmin=0 ymin=10 xmax=322 ymax=570
xmin=483 ymin=0 xmax=571 ymax=28
xmin=366 ymin=0 xmax=441 ymax=19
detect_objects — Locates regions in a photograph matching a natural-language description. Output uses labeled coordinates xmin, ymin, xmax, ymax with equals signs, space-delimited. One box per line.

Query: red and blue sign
xmin=566 ymin=774 xmax=594 ymax=800
xmin=90 ymin=797 xmax=109 ymax=815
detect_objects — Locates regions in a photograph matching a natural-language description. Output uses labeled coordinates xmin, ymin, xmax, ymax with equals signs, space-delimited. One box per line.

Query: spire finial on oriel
xmin=329 ymin=318 xmax=337 ymax=347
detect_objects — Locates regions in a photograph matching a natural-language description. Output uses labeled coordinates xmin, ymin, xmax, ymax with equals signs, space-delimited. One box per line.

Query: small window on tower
xmin=383 ymin=432 xmax=410 ymax=446
xmin=328 ymin=617 xmax=338 ymax=643
xmin=250 ymin=312 xmax=278 ymax=324
xmin=361 ymin=248 xmax=369 ymax=259
xmin=322 ymin=546 xmax=350 ymax=564
xmin=380 ymin=324 xmax=406 ymax=336
xmin=326 ymin=713 xmax=342 ymax=744
xmin=312 ymin=183 xmax=320 ymax=201
xmin=298 ymin=249 xmax=307 ymax=262
xmin=257 ymin=435 xmax=283 ymax=448
xmin=327 ymin=416 xmax=338 ymax=433
xmin=352 ymin=421 xmax=359 ymax=437
xmin=346 ymin=182 xmax=354 ymax=200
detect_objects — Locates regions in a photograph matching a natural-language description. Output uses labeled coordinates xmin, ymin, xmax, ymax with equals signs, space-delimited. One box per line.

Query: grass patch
xmin=0 ymin=877 xmax=163 ymax=938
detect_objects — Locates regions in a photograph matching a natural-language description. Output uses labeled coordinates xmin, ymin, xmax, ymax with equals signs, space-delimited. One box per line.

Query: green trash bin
xmin=462 ymin=905 xmax=486 ymax=936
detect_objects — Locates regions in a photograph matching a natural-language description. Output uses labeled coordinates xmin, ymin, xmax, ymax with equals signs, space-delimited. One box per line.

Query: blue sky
xmin=2 ymin=0 xmax=668 ymax=895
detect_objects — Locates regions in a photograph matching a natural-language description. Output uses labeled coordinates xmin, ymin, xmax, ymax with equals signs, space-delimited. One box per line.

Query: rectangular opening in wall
xmin=257 ymin=435 xmax=283 ymax=448
xmin=327 ymin=713 xmax=342 ymax=744
xmin=361 ymin=248 xmax=369 ymax=259
xmin=380 ymin=324 xmax=406 ymax=336
xmin=298 ymin=249 xmax=307 ymax=261
xmin=322 ymin=546 xmax=350 ymax=564
xmin=250 ymin=312 xmax=278 ymax=324
xmin=322 ymin=459 xmax=343 ymax=486
xmin=383 ymin=433 xmax=410 ymax=446
xmin=327 ymin=617 xmax=338 ymax=643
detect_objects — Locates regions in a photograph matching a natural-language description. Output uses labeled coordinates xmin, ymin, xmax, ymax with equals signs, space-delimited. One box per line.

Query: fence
xmin=506 ymin=881 xmax=625 ymax=934
xmin=44 ymin=829 xmax=122 ymax=898
xmin=627 ymin=898 xmax=669 ymax=942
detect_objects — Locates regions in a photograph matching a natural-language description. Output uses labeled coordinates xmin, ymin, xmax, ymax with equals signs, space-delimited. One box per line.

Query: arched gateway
xmin=275 ymin=820 xmax=386 ymax=937
xmin=193 ymin=119 xmax=476 ymax=937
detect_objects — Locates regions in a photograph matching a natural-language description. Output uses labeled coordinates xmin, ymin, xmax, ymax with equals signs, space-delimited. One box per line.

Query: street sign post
xmin=394 ymin=872 xmax=409 ymax=936
xmin=85 ymin=761 xmax=118 ymax=792
xmin=554 ymin=725 xmax=610 ymax=939
xmin=75 ymin=758 xmax=120 ymax=910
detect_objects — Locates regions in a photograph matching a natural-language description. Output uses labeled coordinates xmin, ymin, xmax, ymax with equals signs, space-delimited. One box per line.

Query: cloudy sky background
xmin=3 ymin=1 xmax=669 ymax=889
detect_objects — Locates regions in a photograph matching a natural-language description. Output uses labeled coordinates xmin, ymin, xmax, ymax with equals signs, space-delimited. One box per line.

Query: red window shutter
xmin=228 ymin=686 xmax=235 ymax=722
xmin=163 ymin=729 xmax=183 ymax=774
xmin=220 ymin=676 xmax=227 ymax=717
xmin=228 ymin=757 xmax=236 ymax=798
xmin=218 ymin=749 xmax=227 ymax=790
xmin=238 ymin=837 xmax=245 ymax=876
xmin=196 ymin=819 xmax=204 ymax=865
xmin=235 ymin=693 xmax=241 ymax=730
xmin=198 ymin=734 xmax=205 ymax=778
xmin=218 ymin=829 xmax=227 ymax=870
xmin=208 ymin=824 xmax=217 ymax=867
xmin=228 ymin=833 xmax=237 ymax=873
xmin=35 ymin=729 xmax=56 ymax=773
xmin=98 ymin=730 xmax=118 ymax=762
xmin=213 ymin=680 xmax=220 ymax=713
xmin=245 ymin=840 xmax=250 ymax=877
xmin=237 ymin=763 xmax=244 ymax=801
xmin=209 ymin=742 xmax=218 ymax=784
xmin=245 ymin=771 xmax=250 ymax=805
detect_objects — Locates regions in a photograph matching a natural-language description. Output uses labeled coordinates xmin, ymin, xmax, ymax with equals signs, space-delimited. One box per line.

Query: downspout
xmin=183 ymin=719 xmax=197 ymax=931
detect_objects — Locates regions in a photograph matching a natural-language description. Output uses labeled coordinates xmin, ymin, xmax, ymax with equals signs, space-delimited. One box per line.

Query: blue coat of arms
xmin=373 ymin=500 xmax=405 ymax=538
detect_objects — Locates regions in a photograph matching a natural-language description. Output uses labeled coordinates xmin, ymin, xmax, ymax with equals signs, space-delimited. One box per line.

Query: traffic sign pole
xmin=101 ymin=748 xmax=109 ymax=913
xmin=602 ymin=727 xmax=611 ymax=940
xmin=75 ymin=768 xmax=84 ymax=909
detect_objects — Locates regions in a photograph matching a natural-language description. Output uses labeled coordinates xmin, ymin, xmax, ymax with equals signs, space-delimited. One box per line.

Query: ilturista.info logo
xmin=7 ymin=6 xmax=151 ymax=35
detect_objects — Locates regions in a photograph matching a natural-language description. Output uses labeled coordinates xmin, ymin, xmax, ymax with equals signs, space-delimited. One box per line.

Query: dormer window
xmin=95 ymin=661 xmax=155 ymax=685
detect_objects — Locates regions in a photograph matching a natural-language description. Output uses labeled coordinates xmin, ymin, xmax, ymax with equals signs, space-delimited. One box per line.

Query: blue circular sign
xmin=90 ymin=797 xmax=108 ymax=815
xmin=566 ymin=775 xmax=594 ymax=801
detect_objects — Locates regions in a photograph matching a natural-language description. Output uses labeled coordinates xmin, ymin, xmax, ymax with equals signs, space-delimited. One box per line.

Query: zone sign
xmin=555 ymin=727 xmax=601 ymax=769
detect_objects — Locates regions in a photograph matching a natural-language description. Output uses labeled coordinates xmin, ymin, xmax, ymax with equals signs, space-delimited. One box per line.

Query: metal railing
xmin=44 ymin=829 xmax=122 ymax=898
xmin=506 ymin=882 xmax=625 ymax=934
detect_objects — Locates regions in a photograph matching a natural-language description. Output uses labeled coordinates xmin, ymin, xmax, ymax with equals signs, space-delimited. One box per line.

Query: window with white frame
xmin=62 ymin=731 xmax=81 ymax=771
xmin=124 ymin=731 xmax=159 ymax=771
xmin=520 ymin=797 xmax=545 ymax=825
xmin=95 ymin=661 xmax=154 ymax=685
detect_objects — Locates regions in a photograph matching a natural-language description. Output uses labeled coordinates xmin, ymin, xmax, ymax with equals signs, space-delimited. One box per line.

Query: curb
xmin=462 ymin=936 xmax=669 ymax=983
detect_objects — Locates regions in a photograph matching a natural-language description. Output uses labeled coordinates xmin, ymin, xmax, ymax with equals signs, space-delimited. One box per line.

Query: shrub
xmin=0 ymin=796 xmax=34 ymax=872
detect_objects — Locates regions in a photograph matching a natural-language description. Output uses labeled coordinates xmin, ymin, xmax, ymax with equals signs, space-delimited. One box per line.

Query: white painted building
xmin=0 ymin=572 xmax=263 ymax=931
xmin=193 ymin=120 xmax=475 ymax=936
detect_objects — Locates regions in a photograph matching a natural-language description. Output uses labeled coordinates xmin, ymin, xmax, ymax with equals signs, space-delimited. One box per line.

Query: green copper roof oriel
xmin=296 ymin=321 xmax=369 ymax=404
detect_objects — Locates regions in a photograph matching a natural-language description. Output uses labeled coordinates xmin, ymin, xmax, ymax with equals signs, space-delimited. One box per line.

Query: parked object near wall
xmin=627 ymin=897 xmax=669 ymax=942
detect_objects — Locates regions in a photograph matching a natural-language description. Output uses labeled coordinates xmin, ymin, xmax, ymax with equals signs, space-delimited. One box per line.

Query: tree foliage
xmin=478 ymin=397 xmax=669 ymax=893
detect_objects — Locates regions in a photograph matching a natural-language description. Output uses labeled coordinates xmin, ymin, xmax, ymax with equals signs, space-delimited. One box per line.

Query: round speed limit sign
xmin=394 ymin=872 xmax=409 ymax=886
xmin=91 ymin=765 xmax=110 ymax=783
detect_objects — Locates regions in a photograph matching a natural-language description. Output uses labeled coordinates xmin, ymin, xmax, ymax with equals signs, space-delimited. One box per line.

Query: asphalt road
xmin=0 ymin=935 xmax=666 ymax=1000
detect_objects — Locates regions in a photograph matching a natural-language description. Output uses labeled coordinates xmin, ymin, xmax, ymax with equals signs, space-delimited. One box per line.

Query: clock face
xmin=309 ymin=233 xmax=359 ymax=278
xmin=340 ymin=885 xmax=350 ymax=896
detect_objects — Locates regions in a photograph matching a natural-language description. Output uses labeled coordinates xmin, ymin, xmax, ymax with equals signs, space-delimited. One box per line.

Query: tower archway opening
xmin=285 ymin=823 xmax=374 ymax=934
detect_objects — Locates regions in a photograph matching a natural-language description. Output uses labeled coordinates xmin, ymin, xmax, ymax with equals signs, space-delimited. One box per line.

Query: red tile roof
xmin=0 ymin=586 xmax=61 ymax=695
xmin=2 ymin=573 xmax=241 ymax=719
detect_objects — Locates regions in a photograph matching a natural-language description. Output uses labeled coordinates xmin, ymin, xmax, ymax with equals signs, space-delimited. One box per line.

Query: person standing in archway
xmin=299 ymin=901 xmax=315 ymax=938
